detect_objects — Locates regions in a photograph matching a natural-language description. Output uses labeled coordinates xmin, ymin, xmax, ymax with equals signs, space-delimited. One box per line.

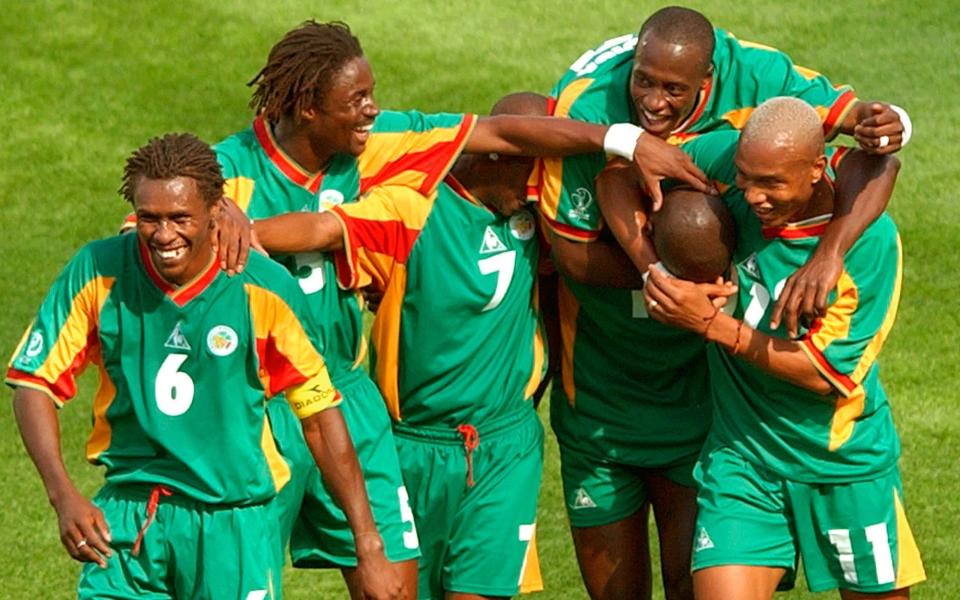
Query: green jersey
xmin=330 ymin=178 xmax=543 ymax=428
xmin=215 ymin=111 xmax=476 ymax=379
xmin=540 ymin=27 xmax=858 ymax=468
xmin=678 ymin=132 xmax=902 ymax=483
xmin=7 ymin=234 xmax=340 ymax=505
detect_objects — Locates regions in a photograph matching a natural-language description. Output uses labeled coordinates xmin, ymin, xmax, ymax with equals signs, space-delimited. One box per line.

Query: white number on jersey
xmin=827 ymin=523 xmax=895 ymax=585
xmin=478 ymin=251 xmax=516 ymax=312
xmin=569 ymin=34 xmax=638 ymax=77
xmin=293 ymin=252 xmax=326 ymax=294
xmin=631 ymin=290 xmax=649 ymax=319
xmin=155 ymin=353 xmax=194 ymax=416
xmin=743 ymin=278 xmax=787 ymax=329
xmin=397 ymin=486 xmax=419 ymax=550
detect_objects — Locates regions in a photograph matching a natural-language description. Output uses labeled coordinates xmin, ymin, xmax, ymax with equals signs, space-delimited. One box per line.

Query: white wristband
xmin=889 ymin=104 xmax=912 ymax=147
xmin=603 ymin=123 xmax=643 ymax=159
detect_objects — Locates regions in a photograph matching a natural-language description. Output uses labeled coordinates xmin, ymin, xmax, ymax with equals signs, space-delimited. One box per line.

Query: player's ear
xmin=700 ymin=63 xmax=714 ymax=91
xmin=811 ymin=154 xmax=827 ymax=184
xmin=209 ymin=197 xmax=223 ymax=226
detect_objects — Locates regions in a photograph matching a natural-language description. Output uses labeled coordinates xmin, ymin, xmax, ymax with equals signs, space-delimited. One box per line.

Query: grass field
xmin=1 ymin=1 xmax=958 ymax=597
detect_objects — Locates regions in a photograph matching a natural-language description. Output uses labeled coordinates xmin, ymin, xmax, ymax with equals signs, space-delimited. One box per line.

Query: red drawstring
xmin=456 ymin=424 xmax=480 ymax=488
xmin=132 ymin=485 xmax=173 ymax=556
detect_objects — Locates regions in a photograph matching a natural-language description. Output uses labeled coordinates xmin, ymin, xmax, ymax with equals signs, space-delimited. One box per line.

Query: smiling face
xmin=630 ymin=31 xmax=712 ymax=138
xmin=134 ymin=176 xmax=218 ymax=286
xmin=734 ymin=134 xmax=826 ymax=228
xmin=302 ymin=56 xmax=380 ymax=163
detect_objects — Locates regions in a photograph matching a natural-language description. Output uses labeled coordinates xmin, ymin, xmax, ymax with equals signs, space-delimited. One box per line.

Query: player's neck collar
xmin=253 ymin=116 xmax=325 ymax=194
xmin=671 ymin=76 xmax=713 ymax=135
xmin=137 ymin=240 xmax=220 ymax=306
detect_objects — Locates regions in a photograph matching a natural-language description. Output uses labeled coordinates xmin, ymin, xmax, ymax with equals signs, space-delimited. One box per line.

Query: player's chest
xmin=249 ymin=154 xmax=362 ymax=218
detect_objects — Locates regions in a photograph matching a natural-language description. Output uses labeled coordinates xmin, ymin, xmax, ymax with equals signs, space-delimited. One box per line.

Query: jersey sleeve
xmin=217 ymin=147 xmax=256 ymax=214
xmin=674 ymin=131 xmax=740 ymax=191
xmin=329 ymin=186 xmax=432 ymax=291
xmin=5 ymin=246 xmax=114 ymax=406
xmin=722 ymin=32 xmax=859 ymax=139
xmin=539 ymin=79 xmax=612 ymax=242
xmin=799 ymin=218 xmax=902 ymax=397
xmin=358 ymin=111 xmax=477 ymax=197
xmin=244 ymin=280 xmax=341 ymax=419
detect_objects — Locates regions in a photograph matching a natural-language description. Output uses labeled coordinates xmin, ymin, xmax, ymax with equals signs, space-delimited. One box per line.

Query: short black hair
xmin=638 ymin=6 xmax=715 ymax=72
xmin=119 ymin=133 xmax=224 ymax=206
xmin=651 ymin=187 xmax=735 ymax=283
xmin=248 ymin=20 xmax=364 ymax=121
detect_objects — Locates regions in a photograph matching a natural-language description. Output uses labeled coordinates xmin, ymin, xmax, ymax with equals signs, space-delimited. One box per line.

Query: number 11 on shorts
xmin=828 ymin=523 xmax=895 ymax=585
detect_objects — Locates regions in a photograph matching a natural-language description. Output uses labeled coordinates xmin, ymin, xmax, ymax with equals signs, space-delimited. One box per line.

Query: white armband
xmin=890 ymin=104 xmax=912 ymax=147
xmin=603 ymin=123 xmax=643 ymax=159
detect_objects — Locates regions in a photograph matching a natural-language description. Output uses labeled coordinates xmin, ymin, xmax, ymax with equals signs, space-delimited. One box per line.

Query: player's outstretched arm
xmin=253 ymin=212 xmax=345 ymax=255
xmin=842 ymin=101 xmax=912 ymax=155
xmin=466 ymin=116 xmax=711 ymax=203
xmin=300 ymin=408 xmax=404 ymax=600
xmin=13 ymin=388 xmax=112 ymax=567
xmin=770 ymin=150 xmax=900 ymax=337
xmin=643 ymin=268 xmax=833 ymax=395
xmin=594 ymin=158 xmax=660 ymax=275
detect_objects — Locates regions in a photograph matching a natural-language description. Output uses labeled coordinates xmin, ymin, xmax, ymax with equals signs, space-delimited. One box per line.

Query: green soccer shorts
xmin=79 ymin=484 xmax=279 ymax=600
xmin=394 ymin=408 xmax=544 ymax=599
xmin=692 ymin=445 xmax=926 ymax=593
xmin=287 ymin=369 xmax=421 ymax=568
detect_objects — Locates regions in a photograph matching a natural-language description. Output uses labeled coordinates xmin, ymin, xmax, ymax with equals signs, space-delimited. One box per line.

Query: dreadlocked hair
xmin=248 ymin=20 xmax=364 ymax=121
xmin=119 ymin=133 xmax=224 ymax=206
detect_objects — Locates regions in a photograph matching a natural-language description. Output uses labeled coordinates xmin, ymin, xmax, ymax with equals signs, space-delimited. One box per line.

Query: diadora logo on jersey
xmin=318 ymin=189 xmax=345 ymax=212
xmin=25 ymin=331 xmax=44 ymax=357
xmin=739 ymin=253 xmax=761 ymax=279
xmin=164 ymin=322 xmax=191 ymax=351
xmin=207 ymin=325 xmax=239 ymax=357
xmin=571 ymin=487 xmax=597 ymax=509
xmin=694 ymin=527 xmax=715 ymax=552
xmin=568 ymin=187 xmax=594 ymax=221
xmin=509 ymin=212 xmax=536 ymax=241
xmin=480 ymin=226 xmax=508 ymax=254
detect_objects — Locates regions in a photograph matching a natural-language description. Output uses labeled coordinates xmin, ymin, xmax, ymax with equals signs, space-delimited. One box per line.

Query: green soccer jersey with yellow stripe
xmin=215 ymin=111 xmax=476 ymax=380
xmin=540 ymin=27 xmax=858 ymax=469
xmin=678 ymin=131 xmax=903 ymax=482
xmin=6 ymin=234 xmax=340 ymax=505
xmin=330 ymin=177 xmax=543 ymax=428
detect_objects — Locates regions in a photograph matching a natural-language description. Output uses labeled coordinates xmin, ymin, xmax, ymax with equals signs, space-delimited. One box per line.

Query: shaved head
xmin=638 ymin=6 xmax=715 ymax=74
xmin=741 ymin=96 xmax=825 ymax=160
xmin=652 ymin=188 xmax=735 ymax=282
xmin=491 ymin=92 xmax=549 ymax=118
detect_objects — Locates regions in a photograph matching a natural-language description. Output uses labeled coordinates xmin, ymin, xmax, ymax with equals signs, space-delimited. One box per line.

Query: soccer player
xmin=643 ymin=96 xmax=925 ymax=600
xmin=211 ymin=19 xmax=710 ymax=598
xmin=249 ymin=91 xmax=557 ymax=600
xmin=537 ymin=7 xmax=908 ymax=599
xmin=6 ymin=134 xmax=398 ymax=599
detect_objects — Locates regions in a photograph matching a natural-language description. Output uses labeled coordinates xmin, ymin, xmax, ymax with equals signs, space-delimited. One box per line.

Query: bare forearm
xmin=552 ymin=235 xmax=645 ymax=288
xmin=819 ymin=151 xmax=900 ymax=257
xmin=595 ymin=158 xmax=657 ymax=273
xmin=467 ymin=115 xmax=607 ymax=156
xmin=13 ymin=389 xmax=78 ymax=506
xmin=253 ymin=212 xmax=344 ymax=254
xmin=705 ymin=314 xmax=833 ymax=395
xmin=300 ymin=409 xmax=380 ymax=546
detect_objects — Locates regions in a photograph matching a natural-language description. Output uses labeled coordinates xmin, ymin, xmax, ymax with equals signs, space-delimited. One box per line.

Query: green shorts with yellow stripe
xmin=692 ymin=445 xmax=926 ymax=593
xmin=79 ymin=484 xmax=279 ymax=600
xmin=276 ymin=368 xmax=420 ymax=568
xmin=394 ymin=407 xmax=544 ymax=599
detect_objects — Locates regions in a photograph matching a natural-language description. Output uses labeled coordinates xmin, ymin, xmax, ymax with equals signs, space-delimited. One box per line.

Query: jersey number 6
xmin=155 ymin=353 xmax=195 ymax=416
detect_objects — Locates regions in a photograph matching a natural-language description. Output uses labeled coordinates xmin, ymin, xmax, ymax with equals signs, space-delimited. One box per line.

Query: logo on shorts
xmin=25 ymin=331 xmax=44 ymax=357
xmin=480 ymin=226 xmax=508 ymax=254
xmin=509 ymin=212 xmax=535 ymax=241
xmin=318 ymin=189 xmax=345 ymax=212
xmin=571 ymin=487 xmax=597 ymax=509
xmin=164 ymin=322 xmax=191 ymax=351
xmin=694 ymin=527 xmax=715 ymax=552
xmin=567 ymin=187 xmax=594 ymax=221
xmin=206 ymin=325 xmax=238 ymax=356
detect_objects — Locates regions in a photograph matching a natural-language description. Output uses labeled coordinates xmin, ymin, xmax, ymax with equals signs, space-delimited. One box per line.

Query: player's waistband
xmin=392 ymin=408 xmax=537 ymax=445
xmin=96 ymin=482 xmax=271 ymax=510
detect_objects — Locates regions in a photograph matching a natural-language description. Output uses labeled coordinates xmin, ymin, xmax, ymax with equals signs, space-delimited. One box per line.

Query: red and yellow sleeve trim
xmin=138 ymin=240 xmax=219 ymax=306
xmin=253 ymin=116 xmax=324 ymax=193
xmin=119 ymin=213 xmax=137 ymax=234
xmin=245 ymin=283 xmax=328 ymax=398
xmin=800 ymin=269 xmax=859 ymax=396
xmin=359 ymin=114 xmax=478 ymax=196
xmin=821 ymin=89 xmax=859 ymax=141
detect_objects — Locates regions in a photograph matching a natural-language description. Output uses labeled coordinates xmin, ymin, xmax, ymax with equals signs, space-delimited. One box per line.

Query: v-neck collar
xmin=138 ymin=239 xmax=220 ymax=306
xmin=253 ymin=116 xmax=325 ymax=194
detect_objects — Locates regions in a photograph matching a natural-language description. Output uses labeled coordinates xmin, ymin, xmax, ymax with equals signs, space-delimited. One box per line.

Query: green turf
xmin=1 ymin=1 xmax=957 ymax=597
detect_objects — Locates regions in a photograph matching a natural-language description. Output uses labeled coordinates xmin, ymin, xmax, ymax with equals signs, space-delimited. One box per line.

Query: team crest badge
xmin=509 ymin=212 xmax=535 ymax=241
xmin=318 ymin=189 xmax=345 ymax=212
xmin=567 ymin=187 xmax=594 ymax=221
xmin=207 ymin=325 xmax=238 ymax=357
xmin=25 ymin=331 xmax=44 ymax=357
